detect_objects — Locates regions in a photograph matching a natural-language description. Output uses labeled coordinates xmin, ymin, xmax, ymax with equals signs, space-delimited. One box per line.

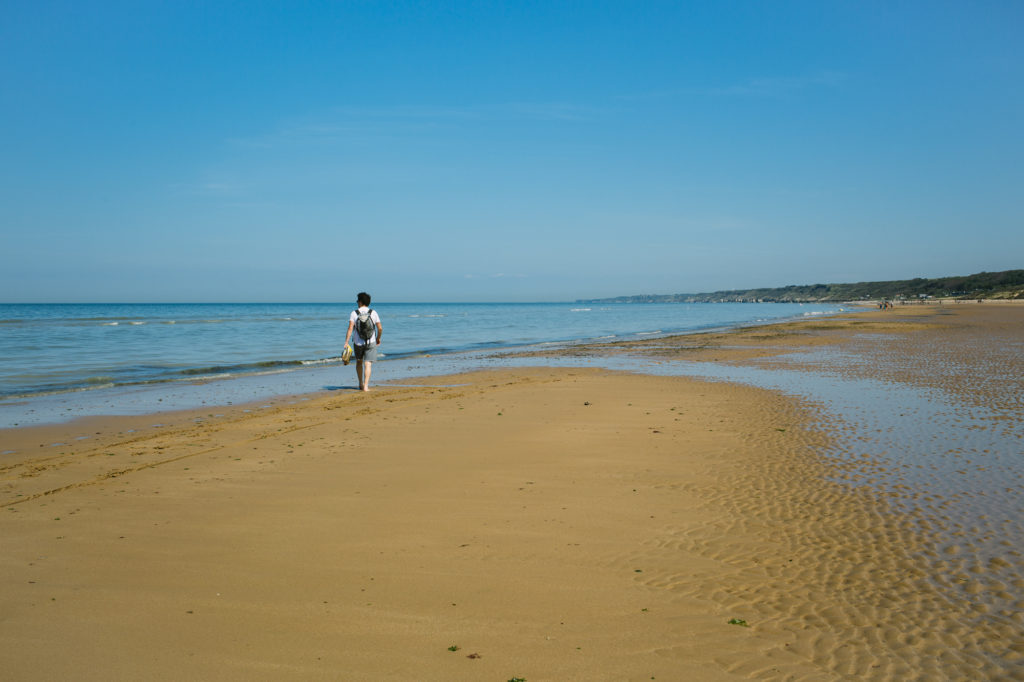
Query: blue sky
xmin=2 ymin=1 xmax=1021 ymax=302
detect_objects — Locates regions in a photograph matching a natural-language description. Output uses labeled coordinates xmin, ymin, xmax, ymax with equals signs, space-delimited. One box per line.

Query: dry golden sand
xmin=1 ymin=305 xmax=1022 ymax=680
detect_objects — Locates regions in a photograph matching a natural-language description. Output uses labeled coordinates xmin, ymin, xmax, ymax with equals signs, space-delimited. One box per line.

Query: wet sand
xmin=1 ymin=304 xmax=1021 ymax=680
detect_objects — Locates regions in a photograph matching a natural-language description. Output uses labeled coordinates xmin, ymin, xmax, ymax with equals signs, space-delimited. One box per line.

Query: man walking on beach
xmin=344 ymin=292 xmax=383 ymax=391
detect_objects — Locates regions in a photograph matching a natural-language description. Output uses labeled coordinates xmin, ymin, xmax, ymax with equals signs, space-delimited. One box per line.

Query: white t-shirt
xmin=350 ymin=307 xmax=381 ymax=346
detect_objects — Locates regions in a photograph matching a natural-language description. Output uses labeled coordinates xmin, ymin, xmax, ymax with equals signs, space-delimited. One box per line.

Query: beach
xmin=1 ymin=304 xmax=1021 ymax=680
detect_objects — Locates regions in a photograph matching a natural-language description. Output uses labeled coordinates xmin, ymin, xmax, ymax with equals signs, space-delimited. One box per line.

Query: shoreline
xmin=0 ymin=302 xmax=857 ymax=430
xmin=6 ymin=297 xmax=1016 ymax=430
xmin=1 ymin=305 xmax=1021 ymax=679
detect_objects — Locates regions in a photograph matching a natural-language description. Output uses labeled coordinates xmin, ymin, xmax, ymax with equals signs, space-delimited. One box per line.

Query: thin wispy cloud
xmin=711 ymin=71 xmax=846 ymax=97
xmin=618 ymin=71 xmax=846 ymax=102
xmin=328 ymin=102 xmax=600 ymax=123
xmin=503 ymin=102 xmax=597 ymax=121
xmin=227 ymin=100 xmax=599 ymax=150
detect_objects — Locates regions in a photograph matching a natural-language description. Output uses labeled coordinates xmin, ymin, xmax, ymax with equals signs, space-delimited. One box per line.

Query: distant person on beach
xmin=344 ymin=292 xmax=383 ymax=391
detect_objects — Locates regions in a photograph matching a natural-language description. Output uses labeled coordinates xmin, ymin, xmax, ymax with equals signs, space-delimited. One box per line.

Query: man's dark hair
xmin=357 ymin=292 xmax=371 ymax=307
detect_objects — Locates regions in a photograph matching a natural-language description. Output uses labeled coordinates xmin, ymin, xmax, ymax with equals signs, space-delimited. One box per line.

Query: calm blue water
xmin=0 ymin=301 xmax=849 ymax=426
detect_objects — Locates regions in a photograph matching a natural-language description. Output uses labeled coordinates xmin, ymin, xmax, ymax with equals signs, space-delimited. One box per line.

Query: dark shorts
xmin=354 ymin=343 xmax=378 ymax=362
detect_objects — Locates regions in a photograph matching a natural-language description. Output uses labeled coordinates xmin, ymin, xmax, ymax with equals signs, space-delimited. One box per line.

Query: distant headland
xmin=578 ymin=269 xmax=1024 ymax=304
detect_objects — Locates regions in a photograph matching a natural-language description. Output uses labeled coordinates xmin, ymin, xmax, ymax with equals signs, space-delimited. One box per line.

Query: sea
xmin=0 ymin=301 xmax=848 ymax=427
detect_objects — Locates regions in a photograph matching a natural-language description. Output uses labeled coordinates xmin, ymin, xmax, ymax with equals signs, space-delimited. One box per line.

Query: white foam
xmin=301 ymin=358 xmax=342 ymax=366
xmin=10 ymin=382 xmax=117 ymax=399
xmin=179 ymin=373 xmax=232 ymax=382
